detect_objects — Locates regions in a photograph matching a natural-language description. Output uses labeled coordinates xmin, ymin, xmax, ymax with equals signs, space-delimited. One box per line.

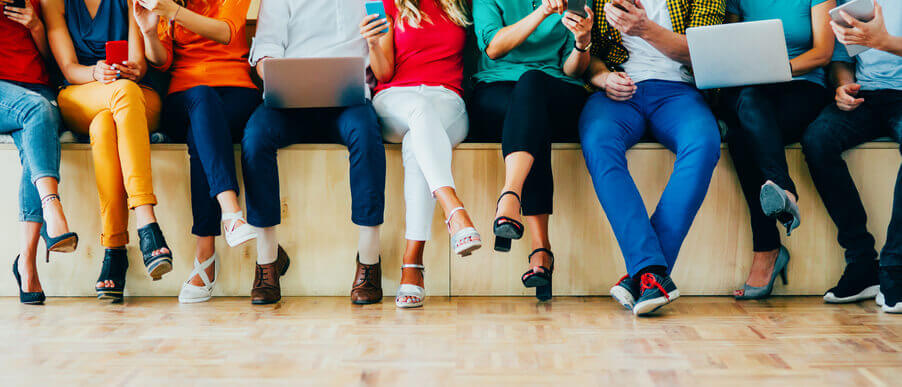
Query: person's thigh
xmin=161 ymin=89 xmax=195 ymax=142
xmin=467 ymin=82 xmax=514 ymax=142
xmin=578 ymin=91 xmax=645 ymax=151
xmin=330 ymin=102 xmax=383 ymax=146
xmin=773 ymin=81 xmax=829 ymax=143
xmin=0 ymin=81 xmax=55 ymax=132
xmin=803 ymin=101 xmax=883 ymax=154
xmin=874 ymin=90 xmax=902 ymax=142
xmin=372 ymin=87 xmax=416 ymax=143
xmin=217 ymin=87 xmax=262 ymax=142
xmin=646 ymin=82 xmax=720 ymax=156
xmin=542 ymin=79 xmax=588 ymax=142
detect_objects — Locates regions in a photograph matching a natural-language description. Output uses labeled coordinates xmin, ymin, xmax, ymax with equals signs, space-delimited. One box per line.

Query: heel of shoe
xmin=779 ymin=267 xmax=788 ymax=285
xmin=494 ymin=236 xmax=511 ymax=252
xmin=536 ymin=283 xmax=552 ymax=301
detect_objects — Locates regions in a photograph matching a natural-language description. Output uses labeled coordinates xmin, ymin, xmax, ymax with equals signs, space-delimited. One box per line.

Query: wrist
xmin=28 ymin=20 xmax=44 ymax=33
xmin=166 ymin=2 xmax=180 ymax=20
xmin=637 ymin=20 xmax=658 ymax=41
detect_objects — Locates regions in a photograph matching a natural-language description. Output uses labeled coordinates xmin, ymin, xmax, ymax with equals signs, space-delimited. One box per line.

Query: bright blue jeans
xmin=578 ymin=80 xmax=721 ymax=277
xmin=0 ymin=80 xmax=62 ymax=224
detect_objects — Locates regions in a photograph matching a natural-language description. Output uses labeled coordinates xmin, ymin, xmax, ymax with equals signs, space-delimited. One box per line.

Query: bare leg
xmin=495 ymin=151 xmax=533 ymax=224
xmin=189 ymin=236 xmax=216 ymax=287
xmin=216 ymin=190 xmax=242 ymax=214
xmin=434 ymin=187 xmax=475 ymax=235
xmin=525 ymin=214 xmax=552 ymax=274
xmin=18 ymin=221 xmax=42 ymax=292
xmin=34 ymin=177 xmax=70 ymax=237
xmin=399 ymin=240 xmax=425 ymax=304
xmin=134 ymin=204 xmax=168 ymax=256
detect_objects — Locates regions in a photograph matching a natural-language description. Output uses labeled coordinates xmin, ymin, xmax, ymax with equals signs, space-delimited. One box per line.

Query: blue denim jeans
xmin=242 ymin=102 xmax=386 ymax=228
xmin=579 ymin=80 xmax=721 ymax=277
xmin=0 ymin=80 xmax=62 ymax=224
xmin=163 ymin=86 xmax=261 ymax=236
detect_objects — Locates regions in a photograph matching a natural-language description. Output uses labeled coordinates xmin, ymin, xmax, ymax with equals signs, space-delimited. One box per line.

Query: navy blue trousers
xmin=241 ymin=103 xmax=385 ymax=228
xmin=163 ymin=86 xmax=261 ymax=236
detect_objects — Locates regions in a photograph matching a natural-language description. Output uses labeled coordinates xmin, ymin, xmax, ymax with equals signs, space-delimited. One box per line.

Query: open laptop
xmin=687 ymin=20 xmax=792 ymax=89
xmin=261 ymin=57 xmax=367 ymax=109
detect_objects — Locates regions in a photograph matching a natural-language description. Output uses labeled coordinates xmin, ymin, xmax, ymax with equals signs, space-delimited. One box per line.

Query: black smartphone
xmin=567 ymin=0 xmax=588 ymax=18
xmin=11 ymin=0 xmax=27 ymax=8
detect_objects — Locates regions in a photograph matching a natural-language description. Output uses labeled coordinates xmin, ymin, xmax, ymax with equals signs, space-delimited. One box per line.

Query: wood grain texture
xmin=0 ymin=143 xmax=896 ymax=297
xmin=0 ymin=297 xmax=899 ymax=386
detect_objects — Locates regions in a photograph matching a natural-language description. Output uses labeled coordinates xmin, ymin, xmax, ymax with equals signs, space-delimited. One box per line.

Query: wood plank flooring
xmin=0 ymin=296 xmax=900 ymax=386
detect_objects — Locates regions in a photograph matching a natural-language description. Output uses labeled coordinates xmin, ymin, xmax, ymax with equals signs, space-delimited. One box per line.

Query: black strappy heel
xmin=522 ymin=248 xmax=554 ymax=301
xmin=13 ymin=255 xmax=45 ymax=305
xmin=39 ymin=194 xmax=79 ymax=262
xmin=96 ymin=248 xmax=128 ymax=303
xmin=493 ymin=191 xmax=524 ymax=252
xmin=138 ymin=222 xmax=172 ymax=281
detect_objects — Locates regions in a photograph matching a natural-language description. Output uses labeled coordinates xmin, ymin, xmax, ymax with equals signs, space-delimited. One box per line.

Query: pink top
xmin=373 ymin=0 xmax=467 ymax=97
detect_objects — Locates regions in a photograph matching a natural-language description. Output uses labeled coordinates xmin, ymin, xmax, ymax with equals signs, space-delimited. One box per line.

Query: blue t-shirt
xmin=726 ymin=0 xmax=830 ymax=87
xmin=832 ymin=0 xmax=902 ymax=91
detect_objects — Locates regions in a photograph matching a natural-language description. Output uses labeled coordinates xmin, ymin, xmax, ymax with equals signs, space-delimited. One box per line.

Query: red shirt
xmin=0 ymin=0 xmax=49 ymax=85
xmin=374 ymin=0 xmax=467 ymax=97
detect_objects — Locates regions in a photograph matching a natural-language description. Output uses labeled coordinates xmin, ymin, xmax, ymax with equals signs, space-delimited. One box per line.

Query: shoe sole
xmin=225 ymin=232 xmax=257 ymax=248
xmin=824 ymin=285 xmax=879 ymax=303
xmin=493 ymin=224 xmax=523 ymax=240
xmin=48 ymin=236 xmax=78 ymax=253
xmin=633 ymin=289 xmax=681 ymax=316
xmin=147 ymin=259 xmax=173 ymax=281
xmin=877 ymin=292 xmax=902 ymax=313
xmin=760 ymin=184 xmax=787 ymax=217
xmin=455 ymin=241 xmax=482 ymax=257
xmin=352 ymin=298 xmax=382 ymax=305
xmin=396 ymin=300 xmax=424 ymax=308
xmin=252 ymin=298 xmax=281 ymax=305
xmin=610 ymin=286 xmax=636 ymax=310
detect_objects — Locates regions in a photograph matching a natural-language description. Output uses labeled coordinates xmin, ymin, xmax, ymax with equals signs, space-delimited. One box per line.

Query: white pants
xmin=373 ymin=85 xmax=468 ymax=241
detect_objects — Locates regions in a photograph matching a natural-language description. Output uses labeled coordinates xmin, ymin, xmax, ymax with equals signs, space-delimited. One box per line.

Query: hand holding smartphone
xmin=10 ymin=0 xmax=27 ymax=9
xmin=105 ymin=41 xmax=129 ymax=68
xmin=364 ymin=1 xmax=388 ymax=35
xmin=567 ymin=0 xmax=589 ymax=18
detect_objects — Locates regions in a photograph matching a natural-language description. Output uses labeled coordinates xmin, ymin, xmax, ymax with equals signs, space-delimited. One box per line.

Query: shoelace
xmin=355 ymin=265 xmax=375 ymax=287
xmin=255 ymin=265 xmax=275 ymax=289
xmin=639 ymin=273 xmax=668 ymax=297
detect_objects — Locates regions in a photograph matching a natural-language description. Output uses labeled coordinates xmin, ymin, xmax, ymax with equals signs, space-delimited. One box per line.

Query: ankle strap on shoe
xmin=529 ymin=248 xmax=554 ymax=260
xmin=497 ymin=191 xmax=521 ymax=205
xmin=40 ymin=194 xmax=60 ymax=208
xmin=401 ymin=264 xmax=425 ymax=272
xmin=445 ymin=207 xmax=466 ymax=225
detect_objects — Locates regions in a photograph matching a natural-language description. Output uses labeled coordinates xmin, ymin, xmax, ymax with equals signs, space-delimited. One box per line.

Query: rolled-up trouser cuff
xmin=29 ymin=171 xmax=60 ymax=185
xmin=352 ymin=214 xmax=384 ymax=227
xmin=127 ymin=193 xmax=157 ymax=209
xmin=20 ymin=213 xmax=43 ymax=223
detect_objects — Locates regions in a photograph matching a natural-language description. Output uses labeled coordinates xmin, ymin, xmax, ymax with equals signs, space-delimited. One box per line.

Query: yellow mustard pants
xmin=58 ymin=80 xmax=161 ymax=247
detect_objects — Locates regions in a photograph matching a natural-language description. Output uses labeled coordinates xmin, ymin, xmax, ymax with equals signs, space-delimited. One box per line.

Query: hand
xmin=603 ymin=71 xmax=636 ymax=101
xmin=359 ymin=14 xmax=391 ymax=46
xmin=134 ymin=1 xmax=160 ymax=34
xmin=136 ymin=0 xmax=179 ymax=20
xmin=835 ymin=83 xmax=864 ymax=111
xmin=2 ymin=0 xmax=42 ymax=31
xmin=540 ymin=0 xmax=566 ymax=16
xmin=562 ymin=6 xmax=594 ymax=48
xmin=831 ymin=1 xmax=891 ymax=51
xmin=93 ymin=61 xmax=118 ymax=84
xmin=605 ymin=0 xmax=651 ymax=37
xmin=114 ymin=61 xmax=143 ymax=82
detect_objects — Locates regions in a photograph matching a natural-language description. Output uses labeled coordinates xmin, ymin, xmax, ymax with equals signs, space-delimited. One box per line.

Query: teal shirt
xmin=832 ymin=0 xmax=902 ymax=91
xmin=473 ymin=0 xmax=581 ymax=86
xmin=726 ymin=0 xmax=830 ymax=87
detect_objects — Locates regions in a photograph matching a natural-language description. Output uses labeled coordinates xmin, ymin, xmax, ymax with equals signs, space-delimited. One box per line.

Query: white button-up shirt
xmin=249 ymin=0 xmax=369 ymax=66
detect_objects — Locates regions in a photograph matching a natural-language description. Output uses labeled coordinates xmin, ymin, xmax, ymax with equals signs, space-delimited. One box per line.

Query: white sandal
xmin=446 ymin=207 xmax=482 ymax=257
xmin=178 ymin=254 xmax=219 ymax=304
xmin=396 ymin=264 xmax=425 ymax=308
xmin=222 ymin=212 xmax=256 ymax=247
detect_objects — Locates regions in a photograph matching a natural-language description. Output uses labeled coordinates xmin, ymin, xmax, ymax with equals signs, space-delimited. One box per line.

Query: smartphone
xmin=10 ymin=0 xmax=27 ymax=8
xmin=567 ymin=0 xmax=589 ymax=18
xmin=612 ymin=0 xmax=635 ymax=11
xmin=105 ymin=40 xmax=128 ymax=66
xmin=829 ymin=0 xmax=875 ymax=56
xmin=364 ymin=1 xmax=388 ymax=34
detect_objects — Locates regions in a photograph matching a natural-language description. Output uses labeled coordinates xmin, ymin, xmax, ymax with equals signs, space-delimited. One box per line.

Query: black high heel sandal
xmin=39 ymin=194 xmax=79 ymax=262
xmin=138 ymin=222 xmax=172 ymax=280
xmin=96 ymin=248 xmax=128 ymax=303
xmin=522 ymin=248 xmax=554 ymax=301
xmin=13 ymin=255 xmax=45 ymax=305
xmin=493 ymin=191 xmax=524 ymax=252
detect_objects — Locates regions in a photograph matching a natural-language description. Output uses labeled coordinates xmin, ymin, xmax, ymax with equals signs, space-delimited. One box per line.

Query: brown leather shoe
xmin=350 ymin=255 xmax=382 ymax=304
xmin=251 ymin=245 xmax=291 ymax=305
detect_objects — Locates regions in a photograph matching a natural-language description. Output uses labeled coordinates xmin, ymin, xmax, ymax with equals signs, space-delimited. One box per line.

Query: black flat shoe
xmin=521 ymin=248 xmax=554 ymax=301
xmin=138 ymin=222 xmax=172 ymax=280
xmin=493 ymin=191 xmax=524 ymax=252
xmin=760 ymin=182 xmax=801 ymax=236
xmin=13 ymin=255 xmax=45 ymax=305
xmin=96 ymin=248 xmax=128 ymax=303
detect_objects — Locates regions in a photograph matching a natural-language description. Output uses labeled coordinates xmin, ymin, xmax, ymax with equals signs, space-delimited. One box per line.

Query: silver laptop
xmin=687 ymin=20 xmax=792 ymax=89
xmin=261 ymin=57 xmax=366 ymax=109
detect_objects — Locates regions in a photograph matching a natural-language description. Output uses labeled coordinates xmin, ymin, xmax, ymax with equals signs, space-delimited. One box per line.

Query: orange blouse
xmin=154 ymin=0 xmax=256 ymax=94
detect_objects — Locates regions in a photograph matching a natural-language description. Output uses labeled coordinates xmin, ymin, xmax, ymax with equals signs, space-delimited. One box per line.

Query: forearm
xmin=877 ymin=34 xmax=902 ymax=57
xmin=61 ymin=63 xmax=97 ymax=85
xmin=169 ymin=5 xmax=231 ymax=45
xmin=829 ymin=62 xmax=856 ymax=88
xmin=142 ymin=30 xmax=168 ymax=67
xmin=29 ymin=23 xmax=51 ymax=60
xmin=585 ymin=57 xmax=611 ymax=88
xmin=790 ymin=48 xmax=833 ymax=77
xmin=368 ymin=45 xmax=394 ymax=83
xmin=485 ymin=10 xmax=546 ymax=60
xmin=641 ymin=22 xmax=690 ymax=65
xmin=563 ymin=48 xmax=591 ymax=78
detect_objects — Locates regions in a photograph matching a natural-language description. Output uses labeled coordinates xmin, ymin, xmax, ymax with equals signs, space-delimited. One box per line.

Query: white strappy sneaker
xmin=396 ymin=264 xmax=425 ymax=308
xmin=222 ymin=212 xmax=256 ymax=247
xmin=446 ymin=207 xmax=482 ymax=257
xmin=178 ymin=254 xmax=220 ymax=303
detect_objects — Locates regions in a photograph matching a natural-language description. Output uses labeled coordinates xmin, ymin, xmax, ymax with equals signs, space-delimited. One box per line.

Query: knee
xmin=181 ymin=85 xmax=217 ymax=109
xmin=241 ymin=124 xmax=272 ymax=162
xmin=108 ymin=80 xmax=144 ymax=104
xmin=800 ymin=124 xmax=838 ymax=162
xmin=516 ymin=69 xmax=549 ymax=86
xmin=681 ymin=126 xmax=722 ymax=169
xmin=20 ymin=93 xmax=59 ymax=127
xmin=343 ymin=109 xmax=383 ymax=152
xmin=88 ymin=111 xmax=116 ymax=144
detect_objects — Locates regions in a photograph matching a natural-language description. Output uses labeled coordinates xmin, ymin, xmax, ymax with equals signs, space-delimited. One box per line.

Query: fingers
xmin=361 ymin=20 xmax=389 ymax=39
xmin=839 ymin=10 xmax=862 ymax=29
xmin=359 ymin=14 xmax=379 ymax=28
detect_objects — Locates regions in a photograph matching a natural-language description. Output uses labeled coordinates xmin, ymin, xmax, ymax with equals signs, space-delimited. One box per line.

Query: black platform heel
xmin=493 ymin=191 xmax=524 ymax=252
xmin=138 ymin=222 xmax=172 ymax=281
xmin=13 ymin=255 xmax=45 ymax=305
xmin=522 ymin=248 xmax=554 ymax=301
xmin=39 ymin=194 xmax=79 ymax=262
xmin=96 ymin=248 xmax=128 ymax=303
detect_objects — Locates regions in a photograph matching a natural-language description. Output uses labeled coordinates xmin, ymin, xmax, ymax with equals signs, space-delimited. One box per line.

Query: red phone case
xmin=105 ymin=41 xmax=128 ymax=66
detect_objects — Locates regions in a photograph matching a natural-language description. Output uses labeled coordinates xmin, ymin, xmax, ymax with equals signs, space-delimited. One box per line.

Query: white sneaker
xmin=178 ymin=254 xmax=219 ymax=303
xmin=222 ymin=212 xmax=256 ymax=247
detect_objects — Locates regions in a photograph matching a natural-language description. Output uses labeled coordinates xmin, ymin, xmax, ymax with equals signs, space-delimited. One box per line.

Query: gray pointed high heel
xmin=735 ymin=246 xmax=790 ymax=300
xmin=760 ymin=181 xmax=800 ymax=236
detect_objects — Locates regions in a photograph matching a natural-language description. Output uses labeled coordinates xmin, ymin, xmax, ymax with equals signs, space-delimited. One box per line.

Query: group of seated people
xmin=0 ymin=0 xmax=900 ymax=316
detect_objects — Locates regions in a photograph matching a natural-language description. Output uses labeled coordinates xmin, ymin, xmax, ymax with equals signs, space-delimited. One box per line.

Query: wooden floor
xmin=1 ymin=297 xmax=900 ymax=386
